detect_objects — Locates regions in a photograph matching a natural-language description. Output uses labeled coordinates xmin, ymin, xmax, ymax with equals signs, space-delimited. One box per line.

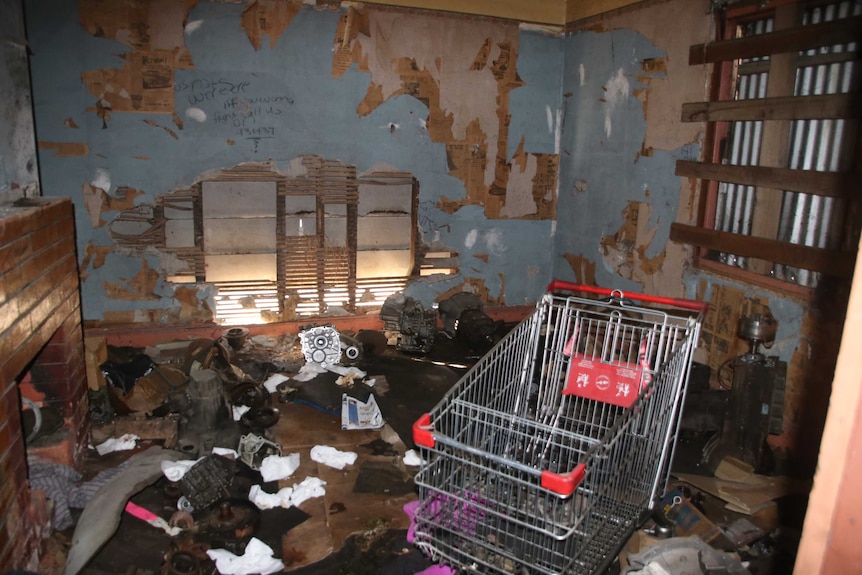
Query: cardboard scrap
xmin=674 ymin=466 xmax=810 ymax=515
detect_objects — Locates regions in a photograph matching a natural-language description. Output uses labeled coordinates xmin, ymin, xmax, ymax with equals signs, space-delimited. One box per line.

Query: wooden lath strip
xmin=670 ymin=222 xmax=855 ymax=277
xmin=690 ymin=15 xmax=862 ymax=65
xmin=681 ymin=93 xmax=859 ymax=122
xmin=675 ymin=160 xmax=854 ymax=198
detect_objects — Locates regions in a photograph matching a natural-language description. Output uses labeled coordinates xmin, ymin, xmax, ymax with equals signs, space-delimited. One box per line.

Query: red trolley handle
xmin=413 ymin=413 xmax=586 ymax=497
xmin=546 ymin=280 xmax=709 ymax=314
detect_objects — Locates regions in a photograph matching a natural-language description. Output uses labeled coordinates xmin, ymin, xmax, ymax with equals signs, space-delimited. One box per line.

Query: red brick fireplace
xmin=0 ymin=197 xmax=89 ymax=569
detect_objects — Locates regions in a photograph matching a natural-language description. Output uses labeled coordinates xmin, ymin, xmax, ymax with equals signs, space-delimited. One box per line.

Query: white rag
xmin=232 ymin=404 xmax=251 ymax=422
xmin=160 ymin=458 xmax=202 ymax=482
xmin=293 ymin=362 xmax=327 ymax=382
xmin=262 ymin=373 xmax=290 ymax=393
xmin=403 ymin=449 xmax=424 ymax=467
xmin=259 ymin=452 xmax=301 ymax=482
xmin=206 ymin=537 xmax=284 ymax=575
xmin=95 ymin=434 xmax=139 ymax=456
xmin=248 ymin=476 xmax=326 ymax=510
xmin=310 ymin=445 xmax=357 ymax=470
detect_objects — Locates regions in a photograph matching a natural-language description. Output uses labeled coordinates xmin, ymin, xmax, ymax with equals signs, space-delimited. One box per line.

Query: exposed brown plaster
xmin=103 ymin=258 xmax=161 ymax=301
xmin=64 ymin=117 xmax=79 ymax=129
xmin=82 ymin=182 xmax=147 ymax=228
xmin=133 ymin=156 xmax=150 ymax=160
xmin=172 ymin=113 xmax=184 ymax=130
xmin=241 ymin=0 xmax=303 ymax=50
xmin=143 ymin=119 xmax=179 ymax=139
xmin=473 ymin=253 xmax=489 ymax=263
xmin=335 ymin=9 xmax=557 ymax=220
xmin=173 ymin=286 xmax=212 ymax=322
xmin=79 ymin=241 xmax=113 ymax=281
xmin=599 ymin=200 xmax=666 ymax=288
xmin=562 ymin=253 xmax=598 ymax=286
xmin=38 ymin=141 xmax=89 ymax=157
xmin=79 ymin=0 xmax=197 ymax=117
xmin=227 ymin=140 xmax=235 ymax=146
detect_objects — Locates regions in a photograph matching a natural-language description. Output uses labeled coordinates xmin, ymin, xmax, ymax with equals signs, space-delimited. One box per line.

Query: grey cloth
xmin=28 ymin=460 xmax=130 ymax=531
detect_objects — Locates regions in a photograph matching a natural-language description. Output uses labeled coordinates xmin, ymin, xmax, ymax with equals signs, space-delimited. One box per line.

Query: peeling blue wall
xmin=26 ymin=0 xmax=561 ymax=321
xmin=554 ymin=29 xmax=699 ymax=292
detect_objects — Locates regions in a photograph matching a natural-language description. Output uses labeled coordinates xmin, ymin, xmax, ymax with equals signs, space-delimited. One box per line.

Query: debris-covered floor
xmin=27 ymin=309 xmax=810 ymax=575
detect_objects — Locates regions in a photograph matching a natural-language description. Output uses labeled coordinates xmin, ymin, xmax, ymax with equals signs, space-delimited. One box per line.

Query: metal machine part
xmin=738 ymin=313 xmax=777 ymax=357
xmin=237 ymin=433 xmax=282 ymax=470
xmin=299 ymin=325 xmax=342 ymax=366
xmin=179 ymin=455 xmax=236 ymax=510
xmin=380 ymin=294 xmax=437 ymax=354
xmin=438 ymin=292 xmax=501 ymax=352
xmin=623 ymin=536 xmax=751 ymax=574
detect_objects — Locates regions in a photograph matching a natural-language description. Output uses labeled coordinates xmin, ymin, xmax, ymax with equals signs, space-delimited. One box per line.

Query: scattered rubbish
xmin=124 ymin=501 xmax=181 ymax=536
xmin=293 ymin=362 xmax=327 ymax=382
xmin=64 ymin=446 xmax=187 ymax=575
xmin=403 ymin=449 xmax=424 ymax=467
xmin=237 ymin=433 xmax=283 ymax=472
xmin=232 ymin=405 xmax=251 ymax=421
xmin=341 ymin=393 xmax=384 ymax=430
xmin=675 ymin=457 xmax=810 ymax=515
xmin=250 ymin=335 xmax=279 ymax=348
xmin=622 ymin=536 xmax=751 ymax=575
xmin=161 ymin=458 xmax=201 ymax=482
xmin=213 ymin=446 xmax=238 ymax=459
xmin=310 ymin=445 xmax=357 ymax=470
xmin=100 ymin=354 xmax=154 ymax=394
xmin=327 ymin=364 xmax=367 ymax=386
xmin=724 ymin=517 xmax=766 ymax=547
xmin=206 ymin=537 xmax=284 ymax=575
xmin=656 ymin=488 xmax=722 ymax=543
xmin=30 ymin=460 xmax=130 ymax=532
xmin=248 ymin=476 xmax=326 ymax=510
xmin=95 ymin=433 xmax=139 ymax=455
xmin=262 ymin=373 xmax=290 ymax=393
xmin=259 ymin=452 xmax=300 ymax=482
xmin=179 ymin=454 xmax=237 ymax=510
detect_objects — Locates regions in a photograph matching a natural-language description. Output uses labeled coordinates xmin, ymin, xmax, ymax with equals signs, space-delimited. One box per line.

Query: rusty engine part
xmin=223 ymin=327 xmax=250 ymax=351
xmin=161 ymin=549 xmax=203 ymax=575
xmin=179 ymin=455 xmax=236 ymax=511
xmin=438 ymin=292 xmax=503 ymax=352
xmin=239 ymin=406 xmax=280 ymax=430
xmin=299 ymin=324 xmax=343 ymax=366
xmin=204 ymin=500 xmax=259 ymax=539
xmin=237 ymin=433 xmax=282 ymax=471
xmin=380 ymin=294 xmax=437 ymax=354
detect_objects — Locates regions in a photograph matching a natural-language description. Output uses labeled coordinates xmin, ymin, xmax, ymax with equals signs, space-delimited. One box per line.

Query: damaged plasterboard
xmin=78 ymin=0 xmax=195 ymax=117
xmin=334 ymin=7 xmax=557 ymax=220
xmin=241 ymin=0 xmax=303 ymax=50
xmin=599 ymin=200 xmax=666 ymax=286
xmin=103 ymin=258 xmax=161 ymax=300
xmin=82 ymin=182 xmax=146 ymax=228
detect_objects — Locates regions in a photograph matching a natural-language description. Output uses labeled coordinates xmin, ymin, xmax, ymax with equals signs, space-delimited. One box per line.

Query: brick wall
xmin=0 ymin=198 xmax=87 ymax=570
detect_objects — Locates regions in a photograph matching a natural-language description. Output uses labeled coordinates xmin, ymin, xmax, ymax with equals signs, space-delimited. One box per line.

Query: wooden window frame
xmin=670 ymin=0 xmax=862 ymax=296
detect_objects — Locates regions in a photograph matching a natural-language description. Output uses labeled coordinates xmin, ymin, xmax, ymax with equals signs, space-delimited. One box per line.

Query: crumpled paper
xmin=249 ymin=476 xmax=327 ymax=510
xmin=310 ymin=445 xmax=357 ymax=470
xmin=232 ymin=404 xmax=251 ymax=421
xmin=95 ymin=433 xmax=139 ymax=456
xmin=206 ymin=537 xmax=284 ymax=575
xmin=259 ymin=452 xmax=301 ymax=482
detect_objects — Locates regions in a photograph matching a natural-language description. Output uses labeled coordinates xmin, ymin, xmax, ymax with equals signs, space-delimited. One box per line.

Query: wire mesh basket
xmin=412 ymin=281 xmax=707 ymax=574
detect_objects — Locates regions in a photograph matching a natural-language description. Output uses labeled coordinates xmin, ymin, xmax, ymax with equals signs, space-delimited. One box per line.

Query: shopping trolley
xmin=411 ymin=281 xmax=707 ymax=574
